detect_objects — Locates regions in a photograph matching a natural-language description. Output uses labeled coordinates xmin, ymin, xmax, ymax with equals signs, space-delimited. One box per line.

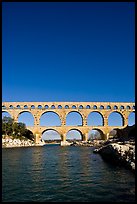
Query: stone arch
xmin=100 ymin=105 xmax=104 ymax=109
xmin=108 ymin=111 xmax=124 ymax=126
xmin=40 ymin=111 xmax=61 ymax=126
xmin=106 ymin=105 xmax=111 ymax=109
xmin=38 ymin=105 xmax=42 ymax=109
xmin=9 ymin=105 xmax=14 ymax=109
xmin=86 ymin=105 xmax=90 ymax=109
xmin=58 ymin=105 xmax=62 ymax=109
xmin=93 ymin=105 xmax=97 ymax=109
xmin=66 ymin=111 xmax=83 ymax=126
xmin=16 ymin=105 xmax=21 ymax=109
xmin=31 ymin=105 xmax=35 ymax=109
xmin=24 ymin=105 xmax=28 ymax=109
xmin=87 ymin=111 xmax=104 ymax=126
xmin=120 ymin=105 xmax=124 ymax=110
xmin=66 ymin=129 xmax=83 ymax=141
xmin=2 ymin=105 xmax=6 ymax=109
xmin=44 ymin=105 xmax=49 ymax=109
xmin=51 ymin=105 xmax=55 ymax=109
xmin=65 ymin=105 xmax=69 ymax=109
xmin=128 ymin=111 xmax=135 ymax=126
xmin=79 ymin=105 xmax=83 ymax=109
xmin=113 ymin=105 xmax=118 ymax=110
xmin=126 ymin=105 xmax=131 ymax=110
xmin=17 ymin=111 xmax=35 ymax=126
xmin=88 ymin=128 xmax=106 ymax=140
xmin=41 ymin=129 xmax=61 ymax=141
xmin=72 ymin=105 xmax=76 ymax=109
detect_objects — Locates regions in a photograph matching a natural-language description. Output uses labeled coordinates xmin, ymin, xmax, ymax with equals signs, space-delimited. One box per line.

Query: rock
xmin=94 ymin=142 xmax=135 ymax=172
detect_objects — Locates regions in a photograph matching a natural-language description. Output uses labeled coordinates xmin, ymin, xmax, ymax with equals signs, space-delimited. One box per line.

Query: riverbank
xmin=2 ymin=137 xmax=44 ymax=148
xmin=93 ymin=139 xmax=135 ymax=172
xmin=70 ymin=140 xmax=104 ymax=147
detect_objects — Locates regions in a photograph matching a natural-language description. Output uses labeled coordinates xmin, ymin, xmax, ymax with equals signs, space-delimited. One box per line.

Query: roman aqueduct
xmin=2 ymin=102 xmax=135 ymax=144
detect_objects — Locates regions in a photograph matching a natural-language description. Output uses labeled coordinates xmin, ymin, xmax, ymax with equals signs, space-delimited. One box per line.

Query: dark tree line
xmin=2 ymin=116 xmax=34 ymax=141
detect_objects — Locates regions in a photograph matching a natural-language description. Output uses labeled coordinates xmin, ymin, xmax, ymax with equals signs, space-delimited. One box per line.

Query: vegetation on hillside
xmin=2 ymin=116 xmax=34 ymax=141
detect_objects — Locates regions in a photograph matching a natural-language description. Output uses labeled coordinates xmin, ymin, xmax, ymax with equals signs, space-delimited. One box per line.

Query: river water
xmin=2 ymin=145 xmax=135 ymax=202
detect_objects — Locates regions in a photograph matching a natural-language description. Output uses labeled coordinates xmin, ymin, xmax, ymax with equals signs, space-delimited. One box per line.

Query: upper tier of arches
xmin=2 ymin=102 xmax=135 ymax=110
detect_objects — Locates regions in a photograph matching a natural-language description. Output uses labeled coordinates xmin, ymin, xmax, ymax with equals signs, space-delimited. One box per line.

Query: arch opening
xmin=109 ymin=128 xmax=123 ymax=139
xmin=113 ymin=105 xmax=118 ymax=110
xmin=87 ymin=111 xmax=104 ymax=126
xmin=51 ymin=105 xmax=55 ymax=109
xmin=88 ymin=129 xmax=105 ymax=140
xmin=66 ymin=129 xmax=83 ymax=141
xmin=107 ymin=105 xmax=111 ymax=109
xmin=108 ymin=111 xmax=124 ymax=126
xmin=72 ymin=105 xmax=76 ymax=109
xmin=100 ymin=105 xmax=104 ymax=109
xmin=41 ymin=129 xmax=61 ymax=144
xmin=66 ymin=111 xmax=83 ymax=126
xmin=40 ymin=111 xmax=61 ymax=126
xmin=93 ymin=105 xmax=97 ymax=109
xmin=18 ymin=111 xmax=34 ymax=126
xmin=120 ymin=105 xmax=124 ymax=110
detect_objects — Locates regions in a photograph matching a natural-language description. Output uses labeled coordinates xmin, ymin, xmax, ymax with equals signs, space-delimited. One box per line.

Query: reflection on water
xmin=2 ymin=145 xmax=135 ymax=202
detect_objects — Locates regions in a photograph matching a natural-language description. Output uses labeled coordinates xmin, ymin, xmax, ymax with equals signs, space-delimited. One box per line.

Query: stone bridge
xmin=2 ymin=102 xmax=135 ymax=145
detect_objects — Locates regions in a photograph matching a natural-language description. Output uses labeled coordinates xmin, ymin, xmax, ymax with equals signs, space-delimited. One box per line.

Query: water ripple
xmin=2 ymin=146 xmax=135 ymax=202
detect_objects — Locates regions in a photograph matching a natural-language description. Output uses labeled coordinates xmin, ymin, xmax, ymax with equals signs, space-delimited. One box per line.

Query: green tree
xmin=2 ymin=116 xmax=14 ymax=136
xmin=2 ymin=116 xmax=34 ymax=140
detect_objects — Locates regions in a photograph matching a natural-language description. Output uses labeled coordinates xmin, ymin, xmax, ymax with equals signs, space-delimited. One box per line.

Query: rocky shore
xmin=2 ymin=137 xmax=44 ymax=148
xmin=70 ymin=140 xmax=104 ymax=147
xmin=93 ymin=125 xmax=135 ymax=172
xmin=93 ymin=140 xmax=135 ymax=172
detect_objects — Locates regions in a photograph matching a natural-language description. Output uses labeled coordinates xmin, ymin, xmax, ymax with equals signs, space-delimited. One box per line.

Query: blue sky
xmin=2 ymin=2 xmax=135 ymax=102
xmin=2 ymin=2 xmax=135 ymax=139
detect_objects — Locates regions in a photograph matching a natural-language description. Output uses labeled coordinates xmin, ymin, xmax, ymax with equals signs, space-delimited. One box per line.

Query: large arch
xmin=66 ymin=129 xmax=83 ymax=141
xmin=128 ymin=112 xmax=135 ymax=126
xmin=87 ymin=111 xmax=104 ymax=126
xmin=40 ymin=111 xmax=61 ymax=126
xmin=66 ymin=111 xmax=83 ymax=126
xmin=108 ymin=111 xmax=124 ymax=126
xmin=88 ymin=128 xmax=106 ymax=140
xmin=18 ymin=111 xmax=34 ymax=126
xmin=41 ymin=129 xmax=61 ymax=142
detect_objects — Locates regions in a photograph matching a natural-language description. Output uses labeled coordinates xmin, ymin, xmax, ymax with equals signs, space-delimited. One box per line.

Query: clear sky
xmin=2 ymin=2 xmax=135 ymax=140
xmin=2 ymin=2 xmax=135 ymax=102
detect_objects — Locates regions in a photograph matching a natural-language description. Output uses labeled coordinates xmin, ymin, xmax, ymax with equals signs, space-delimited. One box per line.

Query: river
xmin=2 ymin=144 xmax=135 ymax=202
